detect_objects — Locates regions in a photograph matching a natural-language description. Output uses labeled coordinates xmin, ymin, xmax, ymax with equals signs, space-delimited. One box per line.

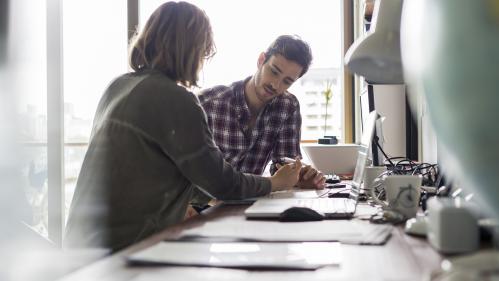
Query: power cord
xmin=317 ymin=189 xmax=352 ymax=198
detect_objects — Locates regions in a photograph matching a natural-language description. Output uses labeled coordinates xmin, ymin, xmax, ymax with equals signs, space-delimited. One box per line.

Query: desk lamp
xmin=345 ymin=0 xmax=411 ymax=163
xmin=344 ymin=0 xmax=404 ymax=84
xmin=401 ymin=0 xmax=499 ymax=277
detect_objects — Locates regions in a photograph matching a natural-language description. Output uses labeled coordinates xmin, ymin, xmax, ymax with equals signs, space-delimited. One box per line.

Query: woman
xmin=64 ymin=1 xmax=301 ymax=251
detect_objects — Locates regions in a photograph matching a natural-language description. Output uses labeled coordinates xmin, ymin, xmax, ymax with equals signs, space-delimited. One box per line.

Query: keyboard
xmin=296 ymin=198 xmax=351 ymax=214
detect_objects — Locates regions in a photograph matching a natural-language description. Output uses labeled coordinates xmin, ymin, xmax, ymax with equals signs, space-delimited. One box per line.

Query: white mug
xmin=363 ymin=166 xmax=387 ymax=192
xmin=374 ymin=175 xmax=422 ymax=218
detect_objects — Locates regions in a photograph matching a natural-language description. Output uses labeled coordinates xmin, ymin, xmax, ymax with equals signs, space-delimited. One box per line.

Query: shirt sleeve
xmin=269 ymin=103 xmax=302 ymax=174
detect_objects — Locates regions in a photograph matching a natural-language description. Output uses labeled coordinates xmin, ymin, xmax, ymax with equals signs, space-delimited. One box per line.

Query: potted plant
xmin=318 ymin=80 xmax=337 ymax=144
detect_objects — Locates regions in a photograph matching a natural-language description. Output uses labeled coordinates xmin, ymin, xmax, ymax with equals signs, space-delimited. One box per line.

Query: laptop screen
xmin=350 ymin=111 xmax=379 ymax=198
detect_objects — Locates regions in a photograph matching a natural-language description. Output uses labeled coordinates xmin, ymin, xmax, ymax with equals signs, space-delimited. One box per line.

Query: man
xmin=199 ymin=35 xmax=325 ymax=189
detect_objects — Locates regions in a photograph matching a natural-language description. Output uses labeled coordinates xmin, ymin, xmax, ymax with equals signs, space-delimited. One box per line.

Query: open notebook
xmin=244 ymin=111 xmax=379 ymax=219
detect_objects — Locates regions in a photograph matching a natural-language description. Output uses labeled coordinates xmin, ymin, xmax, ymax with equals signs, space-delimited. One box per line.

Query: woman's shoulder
xmin=129 ymin=70 xmax=197 ymax=103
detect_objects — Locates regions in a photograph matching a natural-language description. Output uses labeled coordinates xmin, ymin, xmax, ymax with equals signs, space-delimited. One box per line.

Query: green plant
xmin=322 ymin=80 xmax=333 ymax=136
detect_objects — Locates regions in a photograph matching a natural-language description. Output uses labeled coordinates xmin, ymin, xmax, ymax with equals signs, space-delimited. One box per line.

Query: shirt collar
xmin=233 ymin=77 xmax=251 ymax=121
xmin=234 ymin=76 xmax=282 ymax=115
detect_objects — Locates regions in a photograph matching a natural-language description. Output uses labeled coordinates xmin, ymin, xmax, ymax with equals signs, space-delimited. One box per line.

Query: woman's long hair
xmin=129 ymin=1 xmax=216 ymax=87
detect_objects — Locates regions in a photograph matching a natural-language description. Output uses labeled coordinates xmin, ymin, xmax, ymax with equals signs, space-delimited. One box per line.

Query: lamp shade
xmin=345 ymin=0 xmax=404 ymax=84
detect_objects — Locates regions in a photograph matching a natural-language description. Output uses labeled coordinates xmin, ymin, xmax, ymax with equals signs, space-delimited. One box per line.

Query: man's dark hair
xmin=263 ymin=35 xmax=313 ymax=77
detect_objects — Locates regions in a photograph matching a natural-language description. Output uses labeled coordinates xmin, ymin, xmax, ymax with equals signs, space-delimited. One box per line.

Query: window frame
xmin=46 ymin=0 xmax=65 ymax=246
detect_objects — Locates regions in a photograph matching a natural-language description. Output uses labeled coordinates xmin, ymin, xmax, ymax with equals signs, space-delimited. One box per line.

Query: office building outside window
xmin=140 ymin=0 xmax=344 ymax=141
xmin=12 ymin=0 xmax=49 ymax=238
xmin=62 ymin=1 xmax=128 ymax=225
xmin=14 ymin=1 xmax=127 ymax=239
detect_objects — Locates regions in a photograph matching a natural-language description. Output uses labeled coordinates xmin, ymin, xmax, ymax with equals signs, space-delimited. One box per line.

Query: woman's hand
xmin=269 ymin=158 xmax=302 ymax=192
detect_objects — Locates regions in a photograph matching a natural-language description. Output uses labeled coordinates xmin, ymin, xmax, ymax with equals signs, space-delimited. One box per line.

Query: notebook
xmin=244 ymin=111 xmax=379 ymax=219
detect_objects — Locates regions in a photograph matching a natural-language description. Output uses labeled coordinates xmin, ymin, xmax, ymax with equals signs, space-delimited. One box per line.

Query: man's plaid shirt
xmin=198 ymin=78 xmax=302 ymax=175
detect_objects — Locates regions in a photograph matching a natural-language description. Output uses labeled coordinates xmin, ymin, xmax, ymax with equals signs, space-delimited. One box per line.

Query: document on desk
xmin=127 ymin=241 xmax=341 ymax=270
xmin=180 ymin=216 xmax=392 ymax=245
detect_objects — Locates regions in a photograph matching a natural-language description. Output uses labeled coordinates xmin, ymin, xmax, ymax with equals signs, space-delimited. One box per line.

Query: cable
xmin=317 ymin=189 xmax=352 ymax=198
xmin=373 ymin=136 xmax=395 ymax=168
xmin=327 ymin=189 xmax=352 ymax=198
xmin=317 ymin=190 xmax=332 ymax=198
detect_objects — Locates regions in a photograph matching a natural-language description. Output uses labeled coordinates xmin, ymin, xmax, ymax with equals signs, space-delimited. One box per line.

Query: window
xmin=11 ymin=0 xmax=49 ymax=238
xmin=11 ymin=0 xmax=128 ymax=244
xmin=7 ymin=0 xmax=349 ymax=246
xmin=140 ymin=0 xmax=344 ymax=141
xmin=63 ymin=0 xmax=128 ymax=224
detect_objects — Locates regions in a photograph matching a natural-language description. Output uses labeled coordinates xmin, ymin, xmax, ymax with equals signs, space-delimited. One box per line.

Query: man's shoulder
xmin=198 ymin=84 xmax=236 ymax=104
xmin=273 ymin=92 xmax=300 ymax=109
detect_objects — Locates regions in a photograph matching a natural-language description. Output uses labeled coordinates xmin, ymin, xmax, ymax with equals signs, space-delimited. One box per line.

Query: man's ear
xmin=257 ymin=52 xmax=266 ymax=68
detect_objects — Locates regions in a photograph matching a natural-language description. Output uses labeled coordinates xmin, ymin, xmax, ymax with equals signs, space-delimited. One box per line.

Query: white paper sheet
xmin=127 ymin=241 xmax=341 ymax=270
xmin=181 ymin=216 xmax=392 ymax=245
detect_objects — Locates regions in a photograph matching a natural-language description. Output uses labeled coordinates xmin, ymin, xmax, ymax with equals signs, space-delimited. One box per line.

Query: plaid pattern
xmin=198 ymin=77 xmax=302 ymax=175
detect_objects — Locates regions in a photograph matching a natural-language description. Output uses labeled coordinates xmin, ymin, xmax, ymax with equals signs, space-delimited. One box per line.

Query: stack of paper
xmin=127 ymin=241 xmax=341 ymax=270
xmin=180 ymin=216 xmax=392 ymax=245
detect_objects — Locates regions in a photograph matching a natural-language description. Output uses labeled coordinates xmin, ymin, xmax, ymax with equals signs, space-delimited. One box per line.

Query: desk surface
xmin=58 ymin=204 xmax=443 ymax=281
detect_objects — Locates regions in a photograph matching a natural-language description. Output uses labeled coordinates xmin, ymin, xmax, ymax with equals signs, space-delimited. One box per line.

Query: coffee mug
xmin=373 ymin=175 xmax=422 ymax=218
xmin=363 ymin=166 xmax=387 ymax=192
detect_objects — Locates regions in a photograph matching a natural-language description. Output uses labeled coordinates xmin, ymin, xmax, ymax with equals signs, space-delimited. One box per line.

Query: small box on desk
xmin=427 ymin=197 xmax=479 ymax=254
xmin=318 ymin=136 xmax=338 ymax=145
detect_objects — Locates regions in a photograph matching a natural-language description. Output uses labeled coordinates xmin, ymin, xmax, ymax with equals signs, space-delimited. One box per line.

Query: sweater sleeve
xmin=159 ymin=90 xmax=271 ymax=200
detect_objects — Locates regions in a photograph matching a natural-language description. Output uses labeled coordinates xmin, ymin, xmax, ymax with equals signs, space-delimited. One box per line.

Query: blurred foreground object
xmin=401 ymin=1 xmax=499 ymax=276
xmin=401 ymin=0 xmax=499 ymax=221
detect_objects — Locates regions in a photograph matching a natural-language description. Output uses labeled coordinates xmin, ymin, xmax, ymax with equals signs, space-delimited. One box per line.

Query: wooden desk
xmin=58 ymin=204 xmax=443 ymax=281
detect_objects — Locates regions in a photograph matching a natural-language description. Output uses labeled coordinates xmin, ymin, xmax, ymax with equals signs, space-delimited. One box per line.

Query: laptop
xmin=244 ymin=111 xmax=379 ymax=219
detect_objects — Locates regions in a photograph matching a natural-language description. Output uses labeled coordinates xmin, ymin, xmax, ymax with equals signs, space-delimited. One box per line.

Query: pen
xmin=280 ymin=157 xmax=297 ymax=164
xmin=278 ymin=157 xmax=308 ymax=167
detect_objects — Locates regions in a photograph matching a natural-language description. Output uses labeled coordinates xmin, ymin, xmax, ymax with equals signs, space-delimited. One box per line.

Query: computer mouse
xmin=404 ymin=216 xmax=428 ymax=236
xmin=279 ymin=207 xmax=325 ymax=222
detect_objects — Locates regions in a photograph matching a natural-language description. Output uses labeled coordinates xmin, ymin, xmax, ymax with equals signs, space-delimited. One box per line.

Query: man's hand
xmin=296 ymin=165 xmax=326 ymax=189
xmin=270 ymin=158 xmax=302 ymax=192
xmin=184 ymin=205 xmax=199 ymax=220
